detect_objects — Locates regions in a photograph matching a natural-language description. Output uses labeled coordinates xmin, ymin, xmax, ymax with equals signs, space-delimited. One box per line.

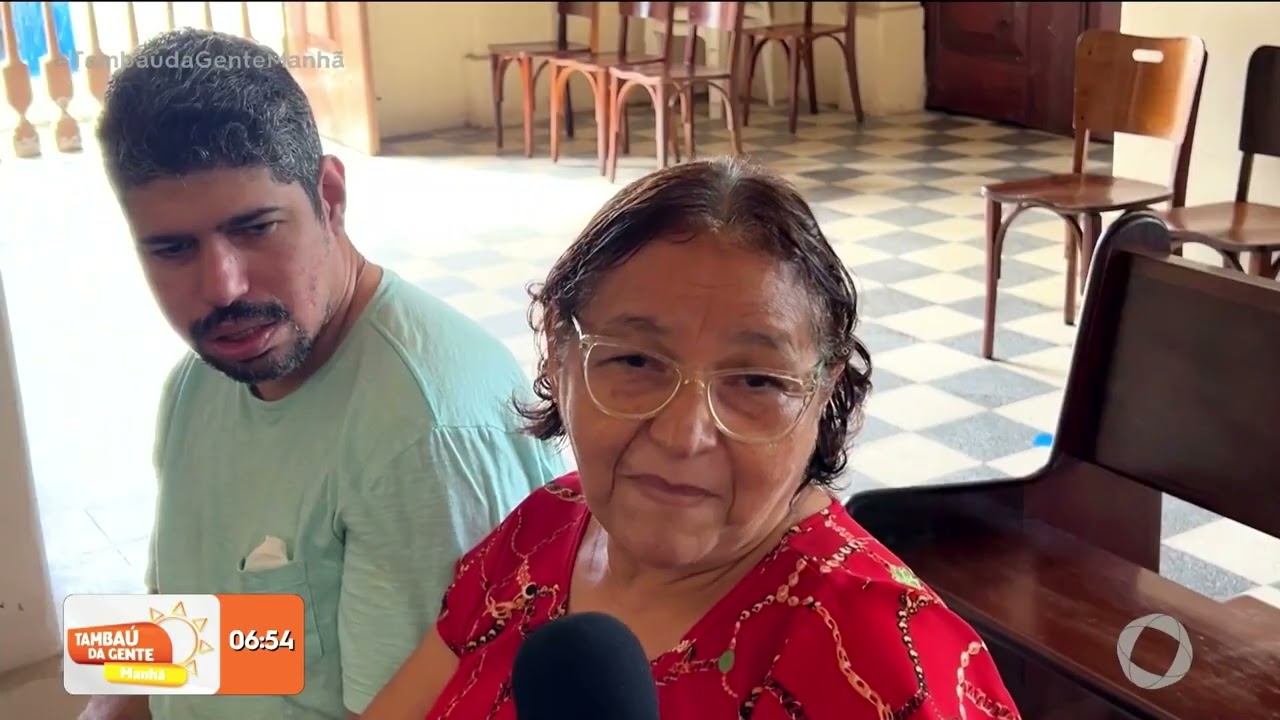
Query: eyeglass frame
xmin=568 ymin=316 xmax=826 ymax=444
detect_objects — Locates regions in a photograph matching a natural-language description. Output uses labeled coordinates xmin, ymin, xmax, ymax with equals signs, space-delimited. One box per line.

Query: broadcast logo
xmin=63 ymin=594 xmax=306 ymax=696
xmin=1116 ymin=613 xmax=1194 ymax=690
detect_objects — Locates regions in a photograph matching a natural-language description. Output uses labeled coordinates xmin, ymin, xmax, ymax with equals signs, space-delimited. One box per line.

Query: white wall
xmin=1114 ymin=2 xmax=1280 ymax=207
xmin=0 ymin=268 xmax=60 ymax=673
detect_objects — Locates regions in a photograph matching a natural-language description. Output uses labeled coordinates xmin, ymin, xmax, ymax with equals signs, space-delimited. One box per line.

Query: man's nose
xmin=198 ymin=239 xmax=250 ymax=308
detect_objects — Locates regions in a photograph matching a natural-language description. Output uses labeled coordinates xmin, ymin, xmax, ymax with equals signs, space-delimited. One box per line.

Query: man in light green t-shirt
xmin=80 ymin=29 xmax=565 ymax=720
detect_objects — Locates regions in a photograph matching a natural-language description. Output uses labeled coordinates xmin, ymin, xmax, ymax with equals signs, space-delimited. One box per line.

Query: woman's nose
xmin=644 ymin=379 xmax=720 ymax=457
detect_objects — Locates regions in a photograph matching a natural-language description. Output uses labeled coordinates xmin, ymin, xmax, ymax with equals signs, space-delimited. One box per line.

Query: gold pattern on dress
xmin=438 ymin=484 xmax=1020 ymax=720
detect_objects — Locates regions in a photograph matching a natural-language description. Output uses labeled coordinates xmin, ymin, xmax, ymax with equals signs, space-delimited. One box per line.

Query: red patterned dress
xmin=426 ymin=473 xmax=1021 ymax=720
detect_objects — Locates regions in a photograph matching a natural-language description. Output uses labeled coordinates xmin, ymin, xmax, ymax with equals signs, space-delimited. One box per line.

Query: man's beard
xmin=190 ymin=300 xmax=315 ymax=385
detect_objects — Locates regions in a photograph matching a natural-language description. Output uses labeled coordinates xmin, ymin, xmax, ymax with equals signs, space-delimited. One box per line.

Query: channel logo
xmin=63 ymin=594 xmax=305 ymax=696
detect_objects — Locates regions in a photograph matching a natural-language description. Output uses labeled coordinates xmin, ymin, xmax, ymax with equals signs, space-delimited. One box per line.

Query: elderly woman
xmin=364 ymin=158 xmax=1020 ymax=719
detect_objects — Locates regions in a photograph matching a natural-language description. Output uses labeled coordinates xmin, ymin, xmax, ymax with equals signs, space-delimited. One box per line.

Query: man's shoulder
xmin=156 ymin=352 xmax=215 ymax=421
xmin=367 ymin=269 xmax=521 ymax=357
xmin=354 ymin=270 xmax=535 ymax=428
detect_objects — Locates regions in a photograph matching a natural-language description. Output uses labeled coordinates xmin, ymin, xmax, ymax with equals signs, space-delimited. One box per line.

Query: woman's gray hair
xmin=516 ymin=157 xmax=873 ymax=488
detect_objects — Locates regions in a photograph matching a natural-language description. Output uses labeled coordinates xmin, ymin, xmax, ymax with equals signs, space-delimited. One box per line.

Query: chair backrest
xmin=1073 ymin=30 xmax=1206 ymax=141
xmin=802 ymin=2 xmax=855 ymax=33
xmin=618 ymin=2 xmax=675 ymax=60
xmin=678 ymin=3 xmax=745 ymax=66
xmin=555 ymin=3 xmax=599 ymax=53
xmin=619 ymin=2 xmax=674 ymax=21
xmin=1055 ymin=212 xmax=1280 ymax=540
xmin=685 ymin=2 xmax=742 ymax=31
xmin=1070 ymin=30 xmax=1207 ymax=205
xmin=1235 ymin=45 xmax=1280 ymax=201
xmin=556 ymin=2 xmax=597 ymax=18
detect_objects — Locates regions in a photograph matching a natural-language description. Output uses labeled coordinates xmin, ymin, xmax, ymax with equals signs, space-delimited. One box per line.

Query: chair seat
xmin=549 ymin=52 xmax=664 ymax=71
xmin=488 ymin=41 xmax=589 ymax=58
xmin=1160 ymin=201 xmax=1280 ymax=249
xmin=609 ymin=61 xmax=732 ymax=83
xmin=982 ymin=173 xmax=1173 ymax=213
xmin=747 ymin=22 xmax=843 ymax=40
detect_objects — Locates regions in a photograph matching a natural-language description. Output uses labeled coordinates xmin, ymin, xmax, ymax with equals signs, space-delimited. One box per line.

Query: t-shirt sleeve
xmin=755 ymin=581 xmax=1022 ymax=719
xmin=434 ymin=512 xmax=511 ymax=654
xmin=435 ymin=478 xmax=577 ymax=654
xmin=335 ymin=426 xmax=548 ymax=714
xmin=146 ymin=356 xmax=196 ymax=595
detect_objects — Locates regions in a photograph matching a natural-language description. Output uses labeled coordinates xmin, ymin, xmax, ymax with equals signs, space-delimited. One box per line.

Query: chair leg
xmin=786 ymin=40 xmax=802 ymax=134
xmin=706 ymin=34 xmax=723 ymax=121
xmin=723 ymin=82 xmax=744 ymax=156
xmin=981 ymin=197 xmax=1003 ymax=360
xmin=686 ymin=85 xmax=696 ymax=159
xmin=606 ymin=75 xmax=623 ymax=183
xmin=1063 ymin=223 xmax=1079 ymax=326
xmin=491 ymin=55 xmax=506 ymax=150
xmin=654 ymin=85 xmax=669 ymax=171
xmin=762 ymin=38 xmax=778 ymax=107
xmin=743 ymin=36 xmax=759 ymax=127
xmin=519 ymin=57 xmax=535 ymax=158
xmin=804 ymin=39 xmax=818 ymax=115
xmin=549 ymin=65 xmax=563 ymax=163
xmin=668 ymin=94 xmax=682 ymax=165
xmin=1079 ymin=212 xmax=1102 ymax=290
xmin=594 ymin=71 xmax=610 ymax=176
xmin=843 ymin=32 xmax=865 ymax=123
xmin=622 ymin=100 xmax=631 ymax=156
xmin=1248 ymin=250 xmax=1277 ymax=278
xmin=564 ymin=70 xmax=576 ymax=139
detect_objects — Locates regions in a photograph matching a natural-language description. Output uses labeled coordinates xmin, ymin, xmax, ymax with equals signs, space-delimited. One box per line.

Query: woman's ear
xmin=542 ymin=310 xmax=567 ymax=389
xmin=819 ymin=363 xmax=846 ymax=407
xmin=546 ymin=350 xmax=562 ymax=395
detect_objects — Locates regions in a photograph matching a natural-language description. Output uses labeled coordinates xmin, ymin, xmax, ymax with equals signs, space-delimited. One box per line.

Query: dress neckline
xmin=553 ymin=483 xmax=842 ymax=666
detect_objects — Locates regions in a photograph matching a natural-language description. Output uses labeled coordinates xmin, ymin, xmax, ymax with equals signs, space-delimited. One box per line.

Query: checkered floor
xmin=3 ymin=101 xmax=1277 ymax=622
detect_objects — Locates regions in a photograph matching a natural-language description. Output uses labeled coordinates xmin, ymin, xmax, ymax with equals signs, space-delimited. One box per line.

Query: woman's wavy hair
xmin=516 ymin=157 xmax=873 ymax=488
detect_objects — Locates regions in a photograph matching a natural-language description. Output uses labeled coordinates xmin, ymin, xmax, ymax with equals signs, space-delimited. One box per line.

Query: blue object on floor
xmin=1032 ymin=433 xmax=1053 ymax=448
xmin=0 ymin=2 xmax=80 ymax=76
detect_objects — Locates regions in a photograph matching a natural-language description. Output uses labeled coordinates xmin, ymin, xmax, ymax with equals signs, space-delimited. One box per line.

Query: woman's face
xmin=553 ymin=231 xmax=834 ymax=572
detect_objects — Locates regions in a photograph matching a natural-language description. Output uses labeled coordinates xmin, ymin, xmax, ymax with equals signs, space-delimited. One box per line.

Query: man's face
xmin=122 ymin=163 xmax=342 ymax=384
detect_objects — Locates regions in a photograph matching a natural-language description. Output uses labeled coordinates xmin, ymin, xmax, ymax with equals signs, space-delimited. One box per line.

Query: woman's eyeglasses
xmin=571 ymin=317 xmax=821 ymax=444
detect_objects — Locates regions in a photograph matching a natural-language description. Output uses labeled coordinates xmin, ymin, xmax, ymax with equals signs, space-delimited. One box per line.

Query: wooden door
xmin=924 ymin=2 xmax=1121 ymax=136
xmin=284 ymin=2 xmax=380 ymax=155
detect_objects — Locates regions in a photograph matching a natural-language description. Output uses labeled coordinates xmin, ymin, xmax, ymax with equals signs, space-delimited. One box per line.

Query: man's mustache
xmin=190 ymin=300 xmax=290 ymax=341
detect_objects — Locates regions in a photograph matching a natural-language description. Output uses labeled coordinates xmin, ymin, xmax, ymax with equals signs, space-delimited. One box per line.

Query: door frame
xmin=284 ymin=2 xmax=380 ymax=156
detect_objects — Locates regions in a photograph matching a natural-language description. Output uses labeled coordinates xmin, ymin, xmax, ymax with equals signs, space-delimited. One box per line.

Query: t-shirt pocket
xmin=237 ymin=557 xmax=326 ymax=664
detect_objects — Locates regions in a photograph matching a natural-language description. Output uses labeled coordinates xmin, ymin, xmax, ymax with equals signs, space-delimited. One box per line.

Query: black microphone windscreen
xmin=511 ymin=611 xmax=660 ymax=720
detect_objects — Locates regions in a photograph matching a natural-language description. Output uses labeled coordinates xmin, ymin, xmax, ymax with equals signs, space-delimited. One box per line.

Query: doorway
xmin=923 ymin=2 xmax=1122 ymax=136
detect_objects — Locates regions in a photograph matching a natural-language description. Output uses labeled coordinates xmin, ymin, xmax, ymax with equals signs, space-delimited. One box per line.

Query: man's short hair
xmin=97 ymin=29 xmax=324 ymax=216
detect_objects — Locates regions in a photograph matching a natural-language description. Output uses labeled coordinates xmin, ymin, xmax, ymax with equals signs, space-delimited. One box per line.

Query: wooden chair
xmin=603 ymin=2 xmax=746 ymax=183
xmin=488 ymin=3 xmax=600 ymax=158
xmin=548 ymin=2 xmax=673 ymax=175
xmin=646 ymin=1 xmax=780 ymax=120
xmin=1161 ymin=45 xmax=1280 ymax=280
xmin=741 ymin=1 xmax=864 ymax=133
xmin=848 ymin=211 xmax=1280 ymax=719
xmin=979 ymin=30 xmax=1207 ymax=360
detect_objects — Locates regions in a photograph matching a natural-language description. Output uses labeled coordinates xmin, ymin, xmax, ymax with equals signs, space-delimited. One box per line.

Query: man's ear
xmin=317 ymin=154 xmax=347 ymax=227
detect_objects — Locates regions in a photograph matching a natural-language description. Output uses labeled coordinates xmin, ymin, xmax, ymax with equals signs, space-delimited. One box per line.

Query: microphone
xmin=511 ymin=611 xmax=661 ymax=720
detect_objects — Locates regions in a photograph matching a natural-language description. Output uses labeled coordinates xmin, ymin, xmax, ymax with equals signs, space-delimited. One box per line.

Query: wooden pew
xmin=847 ymin=211 xmax=1280 ymax=720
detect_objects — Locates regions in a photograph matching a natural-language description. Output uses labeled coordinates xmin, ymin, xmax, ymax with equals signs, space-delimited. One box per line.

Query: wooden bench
xmin=847 ymin=211 xmax=1280 ymax=720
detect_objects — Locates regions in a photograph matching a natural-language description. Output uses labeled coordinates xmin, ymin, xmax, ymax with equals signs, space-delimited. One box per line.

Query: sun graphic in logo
xmin=149 ymin=602 xmax=216 ymax=676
